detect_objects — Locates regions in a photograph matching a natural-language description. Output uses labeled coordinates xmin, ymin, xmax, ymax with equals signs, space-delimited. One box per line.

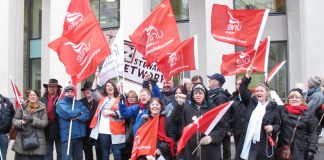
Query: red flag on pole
xmin=157 ymin=35 xmax=199 ymax=81
xmin=10 ymin=76 xmax=24 ymax=109
xmin=211 ymin=4 xmax=269 ymax=50
xmin=129 ymin=0 xmax=180 ymax=65
xmin=177 ymin=101 xmax=233 ymax=154
xmin=48 ymin=10 xmax=111 ymax=85
xmin=220 ymin=36 xmax=270 ymax=76
xmin=131 ymin=116 xmax=159 ymax=160
xmin=265 ymin=60 xmax=286 ymax=83
xmin=63 ymin=0 xmax=91 ymax=33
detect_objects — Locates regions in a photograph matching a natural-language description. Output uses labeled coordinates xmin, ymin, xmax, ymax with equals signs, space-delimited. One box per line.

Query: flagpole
xmin=0 ymin=146 xmax=3 ymax=160
xmin=318 ymin=113 xmax=324 ymax=127
xmin=67 ymin=97 xmax=76 ymax=156
xmin=10 ymin=76 xmax=25 ymax=112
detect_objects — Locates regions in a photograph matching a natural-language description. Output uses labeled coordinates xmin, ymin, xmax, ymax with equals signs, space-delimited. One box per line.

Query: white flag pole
xmin=66 ymin=96 xmax=76 ymax=155
xmin=0 ymin=146 xmax=3 ymax=160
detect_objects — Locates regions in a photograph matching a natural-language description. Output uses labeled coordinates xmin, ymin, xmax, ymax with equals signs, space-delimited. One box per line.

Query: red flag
xmin=177 ymin=101 xmax=233 ymax=154
xmin=10 ymin=76 xmax=24 ymax=109
xmin=129 ymin=0 xmax=180 ymax=65
xmin=220 ymin=36 xmax=270 ymax=76
xmin=48 ymin=11 xmax=110 ymax=85
xmin=211 ymin=4 xmax=269 ymax=49
xmin=265 ymin=60 xmax=286 ymax=83
xmin=131 ymin=116 xmax=159 ymax=160
xmin=157 ymin=36 xmax=198 ymax=81
xmin=63 ymin=0 xmax=91 ymax=33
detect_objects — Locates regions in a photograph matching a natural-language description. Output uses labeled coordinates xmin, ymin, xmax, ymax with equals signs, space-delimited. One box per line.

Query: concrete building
xmin=1 ymin=0 xmax=324 ymax=101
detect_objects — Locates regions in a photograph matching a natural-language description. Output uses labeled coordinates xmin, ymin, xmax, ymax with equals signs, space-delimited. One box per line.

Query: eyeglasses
xmin=150 ymin=103 xmax=161 ymax=106
xmin=288 ymin=96 xmax=303 ymax=99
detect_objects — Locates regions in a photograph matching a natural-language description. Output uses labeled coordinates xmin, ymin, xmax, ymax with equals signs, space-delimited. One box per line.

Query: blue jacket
xmin=56 ymin=96 xmax=90 ymax=142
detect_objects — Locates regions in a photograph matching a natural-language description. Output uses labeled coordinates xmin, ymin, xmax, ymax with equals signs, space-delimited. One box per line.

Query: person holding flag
xmin=133 ymin=97 xmax=175 ymax=160
xmin=0 ymin=92 xmax=15 ymax=160
xmin=56 ymin=85 xmax=90 ymax=160
xmin=235 ymin=68 xmax=280 ymax=160
xmin=171 ymin=83 xmax=228 ymax=160
xmin=12 ymin=90 xmax=48 ymax=160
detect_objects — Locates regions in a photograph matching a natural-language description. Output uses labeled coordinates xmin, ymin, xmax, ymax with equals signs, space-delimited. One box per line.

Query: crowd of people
xmin=1 ymin=71 xmax=324 ymax=160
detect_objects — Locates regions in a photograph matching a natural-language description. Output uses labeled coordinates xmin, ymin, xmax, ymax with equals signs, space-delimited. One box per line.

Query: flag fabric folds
xmin=63 ymin=0 xmax=91 ymax=33
xmin=131 ymin=116 xmax=159 ymax=160
xmin=157 ymin=35 xmax=199 ymax=81
xmin=10 ymin=76 xmax=24 ymax=109
xmin=129 ymin=0 xmax=180 ymax=65
xmin=177 ymin=101 xmax=233 ymax=154
xmin=211 ymin=4 xmax=269 ymax=49
xmin=48 ymin=5 xmax=110 ymax=85
xmin=220 ymin=36 xmax=270 ymax=76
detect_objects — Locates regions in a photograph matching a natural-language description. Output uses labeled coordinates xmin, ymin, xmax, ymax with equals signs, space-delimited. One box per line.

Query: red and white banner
xmin=63 ymin=0 xmax=91 ymax=33
xmin=177 ymin=101 xmax=233 ymax=154
xmin=131 ymin=116 xmax=159 ymax=160
xmin=220 ymin=36 xmax=270 ymax=76
xmin=10 ymin=76 xmax=24 ymax=109
xmin=265 ymin=60 xmax=286 ymax=83
xmin=211 ymin=4 xmax=269 ymax=49
xmin=129 ymin=0 xmax=180 ymax=65
xmin=157 ymin=35 xmax=199 ymax=81
xmin=48 ymin=10 xmax=110 ymax=85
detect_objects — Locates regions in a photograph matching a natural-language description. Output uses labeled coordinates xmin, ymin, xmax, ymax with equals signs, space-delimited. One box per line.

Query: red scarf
xmin=47 ymin=94 xmax=57 ymax=122
xmin=285 ymin=104 xmax=308 ymax=115
xmin=156 ymin=116 xmax=175 ymax=158
xmin=138 ymin=101 xmax=146 ymax=109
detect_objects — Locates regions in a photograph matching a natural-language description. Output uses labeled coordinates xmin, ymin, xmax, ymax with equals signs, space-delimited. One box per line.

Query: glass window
xmin=30 ymin=58 xmax=42 ymax=93
xmin=30 ymin=39 xmax=41 ymax=58
xmin=151 ymin=0 xmax=189 ymax=21
xmin=234 ymin=0 xmax=285 ymax=14
xmin=236 ymin=41 xmax=288 ymax=98
xmin=30 ymin=0 xmax=42 ymax=39
xmin=90 ymin=0 xmax=120 ymax=29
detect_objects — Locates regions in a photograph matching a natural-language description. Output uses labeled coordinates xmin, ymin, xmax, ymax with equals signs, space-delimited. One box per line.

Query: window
xmin=236 ymin=41 xmax=288 ymax=98
xmin=30 ymin=0 xmax=42 ymax=39
xmin=151 ymin=0 xmax=189 ymax=21
xmin=91 ymin=0 xmax=120 ymax=29
xmin=234 ymin=0 xmax=285 ymax=14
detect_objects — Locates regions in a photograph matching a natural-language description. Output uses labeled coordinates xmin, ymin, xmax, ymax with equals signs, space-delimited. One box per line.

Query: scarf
xmin=28 ymin=102 xmax=39 ymax=113
xmin=240 ymin=101 xmax=268 ymax=159
xmin=286 ymin=104 xmax=308 ymax=115
xmin=47 ymin=93 xmax=58 ymax=122
xmin=156 ymin=116 xmax=175 ymax=158
xmin=138 ymin=101 xmax=146 ymax=109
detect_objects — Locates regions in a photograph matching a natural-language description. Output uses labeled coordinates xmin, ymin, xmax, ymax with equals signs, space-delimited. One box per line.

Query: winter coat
xmin=161 ymin=89 xmax=175 ymax=106
xmin=306 ymin=87 xmax=324 ymax=112
xmin=229 ymin=91 xmax=246 ymax=136
xmin=171 ymin=86 xmax=228 ymax=160
xmin=56 ymin=96 xmax=90 ymax=142
xmin=12 ymin=102 xmax=48 ymax=156
xmin=40 ymin=94 xmax=60 ymax=140
xmin=79 ymin=98 xmax=98 ymax=136
xmin=277 ymin=106 xmax=318 ymax=160
xmin=208 ymin=87 xmax=231 ymax=106
xmin=235 ymin=76 xmax=281 ymax=160
xmin=0 ymin=95 xmax=15 ymax=133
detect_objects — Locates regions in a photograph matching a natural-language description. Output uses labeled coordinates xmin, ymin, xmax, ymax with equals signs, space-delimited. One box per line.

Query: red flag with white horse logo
xmin=129 ymin=0 xmax=180 ymax=65
xmin=48 ymin=11 xmax=110 ymax=85
xmin=211 ymin=4 xmax=269 ymax=50
xmin=157 ymin=35 xmax=198 ymax=81
xmin=63 ymin=0 xmax=91 ymax=33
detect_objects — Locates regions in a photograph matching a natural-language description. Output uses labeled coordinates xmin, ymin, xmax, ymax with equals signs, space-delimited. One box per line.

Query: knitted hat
xmin=192 ymin=83 xmax=207 ymax=95
xmin=64 ymin=85 xmax=75 ymax=93
xmin=288 ymin=88 xmax=304 ymax=98
xmin=308 ymin=76 xmax=322 ymax=88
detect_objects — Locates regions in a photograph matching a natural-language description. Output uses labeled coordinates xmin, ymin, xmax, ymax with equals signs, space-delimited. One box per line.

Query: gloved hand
xmin=120 ymin=94 xmax=126 ymax=103
xmin=306 ymin=151 xmax=315 ymax=160
xmin=22 ymin=115 xmax=33 ymax=123
xmin=199 ymin=136 xmax=212 ymax=145
xmin=150 ymin=78 xmax=158 ymax=85
xmin=176 ymin=94 xmax=186 ymax=105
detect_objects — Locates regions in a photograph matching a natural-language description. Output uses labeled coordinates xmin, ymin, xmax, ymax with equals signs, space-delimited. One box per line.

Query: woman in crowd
xmin=235 ymin=72 xmax=281 ymax=160
xmin=172 ymin=83 xmax=228 ymax=160
xmin=137 ymin=97 xmax=175 ymax=160
xmin=164 ymin=85 xmax=188 ymax=117
xmin=277 ymin=88 xmax=318 ymax=160
xmin=90 ymin=74 xmax=125 ymax=160
xmin=12 ymin=90 xmax=48 ymax=160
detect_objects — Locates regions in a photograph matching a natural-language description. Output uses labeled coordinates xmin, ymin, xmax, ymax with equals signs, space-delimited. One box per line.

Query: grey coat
xmin=12 ymin=102 xmax=48 ymax=156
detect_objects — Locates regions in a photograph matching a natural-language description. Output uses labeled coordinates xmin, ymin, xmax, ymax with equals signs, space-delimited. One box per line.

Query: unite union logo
xmin=65 ymin=12 xmax=83 ymax=31
xmin=64 ymin=42 xmax=90 ymax=63
xmin=145 ymin=25 xmax=164 ymax=44
xmin=226 ymin=11 xmax=242 ymax=34
xmin=236 ymin=51 xmax=251 ymax=67
xmin=167 ymin=52 xmax=180 ymax=67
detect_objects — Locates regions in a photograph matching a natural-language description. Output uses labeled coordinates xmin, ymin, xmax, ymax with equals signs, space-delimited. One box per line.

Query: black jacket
xmin=40 ymin=94 xmax=60 ymax=140
xmin=235 ymin=76 xmax=281 ymax=160
xmin=278 ymin=106 xmax=318 ymax=160
xmin=79 ymin=98 xmax=99 ymax=136
xmin=0 ymin=95 xmax=15 ymax=133
xmin=229 ymin=91 xmax=246 ymax=136
xmin=208 ymin=87 xmax=231 ymax=106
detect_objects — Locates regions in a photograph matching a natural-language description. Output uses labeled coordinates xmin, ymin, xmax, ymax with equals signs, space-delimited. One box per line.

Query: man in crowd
xmin=0 ymin=93 xmax=15 ymax=160
xmin=56 ymin=85 xmax=90 ymax=160
xmin=40 ymin=78 xmax=62 ymax=160
xmin=79 ymin=81 xmax=101 ymax=160
xmin=207 ymin=73 xmax=231 ymax=160
xmin=161 ymin=79 xmax=175 ymax=105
